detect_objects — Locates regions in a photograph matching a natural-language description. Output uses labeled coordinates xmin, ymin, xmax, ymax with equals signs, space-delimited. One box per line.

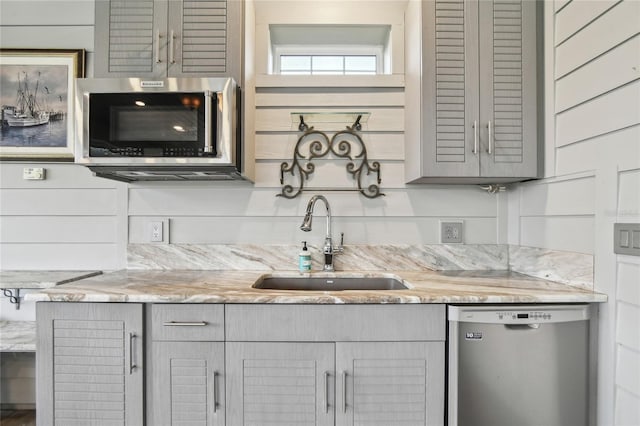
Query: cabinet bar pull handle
xmin=169 ymin=30 xmax=176 ymax=64
xmin=213 ymin=371 xmax=218 ymax=413
xmin=163 ymin=321 xmax=208 ymax=326
xmin=129 ymin=333 xmax=137 ymax=374
xmin=472 ymin=120 xmax=479 ymax=155
xmin=323 ymin=371 xmax=329 ymax=413
xmin=155 ymin=30 xmax=162 ymax=63
xmin=487 ymin=120 xmax=493 ymax=154
xmin=342 ymin=371 xmax=347 ymax=413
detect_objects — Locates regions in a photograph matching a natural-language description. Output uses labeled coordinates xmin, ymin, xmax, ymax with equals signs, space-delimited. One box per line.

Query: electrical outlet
xmin=148 ymin=220 xmax=169 ymax=243
xmin=441 ymin=221 xmax=463 ymax=243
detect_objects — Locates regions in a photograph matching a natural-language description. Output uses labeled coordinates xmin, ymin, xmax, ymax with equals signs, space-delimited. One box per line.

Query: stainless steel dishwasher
xmin=448 ymin=304 xmax=591 ymax=426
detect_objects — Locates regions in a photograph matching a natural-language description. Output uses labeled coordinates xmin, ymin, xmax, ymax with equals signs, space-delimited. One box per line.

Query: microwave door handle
xmin=204 ymin=91 xmax=214 ymax=154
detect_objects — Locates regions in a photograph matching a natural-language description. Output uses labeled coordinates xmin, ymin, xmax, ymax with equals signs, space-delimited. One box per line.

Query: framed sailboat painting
xmin=0 ymin=49 xmax=85 ymax=160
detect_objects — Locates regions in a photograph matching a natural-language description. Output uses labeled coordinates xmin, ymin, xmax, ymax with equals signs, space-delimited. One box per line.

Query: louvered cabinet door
xmin=422 ymin=0 xmax=480 ymax=178
xmin=36 ymin=302 xmax=144 ymax=426
xmin=335 ymin=342 xmax=445 ymax=426
xmin=148 ymin=342 xmax=225 ymax=426
xmin=94 ymin=0 xmax=168 ymax=77
xmin=226 ymin=342 xmax=335 ymax=426
xmin=166 ymin=0 xmax=242 ymax=81
xmin=478 ymin=0 xmax=537 ymax=178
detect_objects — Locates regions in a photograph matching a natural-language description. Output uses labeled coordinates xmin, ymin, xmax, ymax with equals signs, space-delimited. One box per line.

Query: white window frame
xmin=273 ymin=44 xmax=384 ymax=75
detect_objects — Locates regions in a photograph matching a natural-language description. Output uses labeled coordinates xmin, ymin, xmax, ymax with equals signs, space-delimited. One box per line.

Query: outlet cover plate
xmin=614 ymin=223 xmax=640 ymax=256
xmin=148 ymin=219 xmax=169 ymax=244
xmin=440 ymin=221 xmax=463 ymax=244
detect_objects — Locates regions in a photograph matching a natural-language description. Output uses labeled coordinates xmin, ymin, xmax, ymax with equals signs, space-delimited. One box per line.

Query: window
xmin=270 ymin=25 xmax=391 ymax=75
xmin=280 ymin=55 xmax=378 ymax=75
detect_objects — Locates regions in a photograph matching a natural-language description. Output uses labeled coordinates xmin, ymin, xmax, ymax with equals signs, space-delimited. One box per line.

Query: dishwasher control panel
xmin=449 ymin=305 xmax=591 ymax=324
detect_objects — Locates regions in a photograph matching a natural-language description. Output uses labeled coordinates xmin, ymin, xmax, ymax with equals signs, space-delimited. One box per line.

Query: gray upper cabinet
xmin=94 ymin=0 xmax=242 ymax=82
xmin=410 ymin=0 xmax=538 ymax=183
xmin=36 ymin=302 xmax=144 ymax=426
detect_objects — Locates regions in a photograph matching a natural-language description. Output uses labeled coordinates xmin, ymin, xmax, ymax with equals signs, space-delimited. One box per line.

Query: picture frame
xmin=0 ymin=48 xmax=85 ymax=160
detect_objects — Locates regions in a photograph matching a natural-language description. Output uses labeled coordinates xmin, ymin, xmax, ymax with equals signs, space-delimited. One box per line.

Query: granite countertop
xmin=0 ymin=321 xmax=36 ymax=351
xmin=24 ymin=269 xmax=607 ymax=304
xmin=0 ymin=270 xmax=102 ymax=289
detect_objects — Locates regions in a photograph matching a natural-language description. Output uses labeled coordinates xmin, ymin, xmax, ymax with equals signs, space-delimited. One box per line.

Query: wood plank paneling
xmin=0 ymin=216 xmax=117 ymax=243
xmin=615 ymin=343 xmax=640 ymax=398
xmin=0 ymin=164 xmax=119 ymax=189
xmin=555 ymin=0 xmax=620 ymax=46
xmin=617 ymin=261 xmax=640 ymax=306
xmin=254 ymin=160 xmax=405 ymax=188
xmin=614 ymin=387 xmax=640 ymax=426
xmin=0 ymin=1 xmax=95 ymax=26
xmin=520 ymin=216 xmax=595 ymax=254
xmin=555 ymin=0 xmax=640 ymax=78
xmin=128 ymin=187 xmax=497 ymax=217
xmin=0 ymin=189 xmax=118 ymax=215
xmin=0 ymin=26 xmax=95 ymax=50
xmin=255 ymin=133 xmax=405 ymax=160
xmin=618 ymin=169 xmax=640 ymax=217
xmin=255 ymin=90 xmax=405 ymax=107
xmin=555 ymin=125 xmax=640 ymax=176
xmin=616 ymin=302 xmax=640 ymax=351
xmin=255 ymin=108 xmax=404 ymax=132
xmin=129 ymin=216 xmax=497 ymax=244
xmin=519 ymin=176 xmax=595 ymax=216
xmin=555 ymin=80 xmax=640 ymax=147
xmin=554 ymin=0 xmax=572 ymax=14
xmin=0 ymin=244 xmax=119 ymax=270
xmin=556 ymin=35 xmax=640 ymax=113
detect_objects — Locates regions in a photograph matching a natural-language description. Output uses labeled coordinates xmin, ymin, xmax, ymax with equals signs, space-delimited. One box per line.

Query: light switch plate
xmin=441 ymin=221 xmax=463 ymax=244
xmin=614 ymin=223 xmax=640 ymax=256
xmin=23 ymin=167 xmax=45 ymax=180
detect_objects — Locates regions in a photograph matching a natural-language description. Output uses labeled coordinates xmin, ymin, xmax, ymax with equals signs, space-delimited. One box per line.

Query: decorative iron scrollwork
xmin=278 ymin=115 xmax=384 ymax=199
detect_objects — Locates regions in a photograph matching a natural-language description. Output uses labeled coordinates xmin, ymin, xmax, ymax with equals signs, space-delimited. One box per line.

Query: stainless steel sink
xmin=252 ymin=275 xmax=408 ymax=291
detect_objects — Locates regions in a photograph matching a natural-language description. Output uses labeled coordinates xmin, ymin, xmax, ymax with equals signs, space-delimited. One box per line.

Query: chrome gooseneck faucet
xmin=300 ymin=195 xmax=343 ymax=271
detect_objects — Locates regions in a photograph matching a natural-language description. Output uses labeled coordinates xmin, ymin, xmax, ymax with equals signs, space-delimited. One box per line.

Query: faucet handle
xmin=335 ymin=232 xmax=345 ymax=254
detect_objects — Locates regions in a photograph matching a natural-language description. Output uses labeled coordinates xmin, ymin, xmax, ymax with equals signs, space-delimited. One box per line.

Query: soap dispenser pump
xmin=299 ymin=241 xmax=311 ymax=272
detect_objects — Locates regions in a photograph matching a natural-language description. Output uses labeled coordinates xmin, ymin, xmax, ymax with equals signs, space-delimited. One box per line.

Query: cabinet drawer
xmin=226 ymin=304 xmax=445 ymax=342
xmin=149 ymin=304 xmax=224 ymax=341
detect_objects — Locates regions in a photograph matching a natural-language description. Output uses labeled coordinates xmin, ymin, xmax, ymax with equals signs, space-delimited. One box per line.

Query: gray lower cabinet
xmin=36 ymin=302 xmax=144 ymax=426
xmin=226 ymin=342 xmax=335 ymax=425
xmin=408 ymin=0 xmax=539 ymax=183
xmin=336 ymin=342 xmax=444 ymax=426
xmin=146 ymin=304 xmax=225 ymax=426
xmin=225 ymin=304 xmax=446 ymax=426
xmin=148 ymin=342 xmax=224 ymax=426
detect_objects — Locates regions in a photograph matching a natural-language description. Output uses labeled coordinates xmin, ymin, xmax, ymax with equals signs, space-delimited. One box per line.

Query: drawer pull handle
xmin=129 ymin=333 xmax=137 ymax=374
xmin=323 ymin=371 xmax=329 ymax=413
xmin=213 ymin=371 xmax=218 ymax=413
xmin=342 ymin=371 xmax=347 ymax=413
xmin=163 ymin=321 xmax=208 ymax=326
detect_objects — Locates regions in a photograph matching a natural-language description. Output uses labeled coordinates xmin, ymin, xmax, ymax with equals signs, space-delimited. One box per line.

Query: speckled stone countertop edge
xmin=24 ymin=269 xmax=608 ymax=304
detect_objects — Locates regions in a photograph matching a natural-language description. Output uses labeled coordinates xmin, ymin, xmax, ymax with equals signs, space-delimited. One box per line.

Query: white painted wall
xmin=510 ymin=1 xmax=640 ymax=423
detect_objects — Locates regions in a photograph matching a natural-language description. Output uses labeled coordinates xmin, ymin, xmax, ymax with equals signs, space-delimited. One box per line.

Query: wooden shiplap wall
xmin=513 ymin=1 xmax=640 ymax=423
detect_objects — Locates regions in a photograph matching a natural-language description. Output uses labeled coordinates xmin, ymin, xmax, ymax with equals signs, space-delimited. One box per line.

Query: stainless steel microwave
xmin=75 ymin=77 xmax=242 ymax=181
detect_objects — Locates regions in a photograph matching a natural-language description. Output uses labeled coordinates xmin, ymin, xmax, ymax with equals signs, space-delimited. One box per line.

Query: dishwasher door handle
xmin=505 ymin=323 xmax=540 ymax=330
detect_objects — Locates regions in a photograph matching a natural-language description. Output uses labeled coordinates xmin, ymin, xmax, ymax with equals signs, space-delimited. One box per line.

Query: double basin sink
xmin=252 ymin=274 xmax=409 ymax=291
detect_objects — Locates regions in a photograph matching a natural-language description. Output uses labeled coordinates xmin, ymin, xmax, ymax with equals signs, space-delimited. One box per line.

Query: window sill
xmin=255 ymin=74 xmax=405 ymax=88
